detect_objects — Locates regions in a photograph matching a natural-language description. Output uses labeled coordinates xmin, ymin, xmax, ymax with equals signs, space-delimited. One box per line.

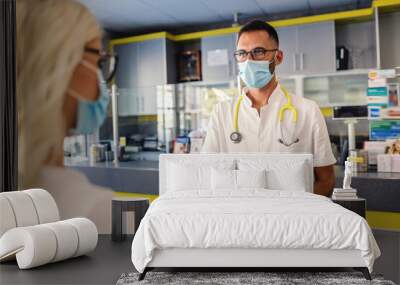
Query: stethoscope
xmin=230 ymin=85 xmax=300 ymax=147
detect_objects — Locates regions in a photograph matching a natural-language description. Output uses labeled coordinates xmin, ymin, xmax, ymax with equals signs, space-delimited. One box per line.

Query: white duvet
xmin=131 ymin=190 xmax=380 ymax=273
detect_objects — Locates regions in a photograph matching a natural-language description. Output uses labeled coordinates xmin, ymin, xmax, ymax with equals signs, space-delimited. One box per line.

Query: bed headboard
xmin=159 ymin=153 xmax=314 ymax=195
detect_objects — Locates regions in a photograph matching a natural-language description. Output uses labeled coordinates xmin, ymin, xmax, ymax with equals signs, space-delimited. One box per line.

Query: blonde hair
xmin=17 ymin=0 xmax=102 ymax=188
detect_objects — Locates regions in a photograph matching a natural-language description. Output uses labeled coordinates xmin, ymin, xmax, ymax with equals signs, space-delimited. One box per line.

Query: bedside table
xmin=331 ymin=198 xmax=366 ymax=218
xmin=112 ymin=197 xmax=149 ymax=242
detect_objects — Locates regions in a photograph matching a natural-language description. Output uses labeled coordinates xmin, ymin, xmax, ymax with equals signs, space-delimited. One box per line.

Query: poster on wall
xmin=370 ymin=120 xmax=400 ymax=141
xmin=367 ymin=87 xmax=388 ymax=106
xmin=367 ymin=69 xmax=399 ymax=119
xmin=367 ymin=87 xmax=388 ymax=119
xmin=207 ymin=49 xmax=228 ymax=66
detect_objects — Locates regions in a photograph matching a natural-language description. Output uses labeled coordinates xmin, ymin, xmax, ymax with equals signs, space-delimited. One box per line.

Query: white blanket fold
xmin=131 ymin=190 xmax=380 ymax=273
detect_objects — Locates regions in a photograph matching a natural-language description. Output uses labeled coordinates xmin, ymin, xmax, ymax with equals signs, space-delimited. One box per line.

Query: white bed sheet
xmin=131 ymin=190 xmax=380 ymax=273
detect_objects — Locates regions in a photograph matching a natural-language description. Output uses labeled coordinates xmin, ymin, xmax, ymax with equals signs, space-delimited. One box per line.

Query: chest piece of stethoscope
xmin=278 ymin=137 xmax=300 ymax=147
xmin=230 ymin=131 xmax=242 ymax=143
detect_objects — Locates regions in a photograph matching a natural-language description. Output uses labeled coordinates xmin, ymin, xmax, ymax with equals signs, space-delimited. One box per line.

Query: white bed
xmin=131 ymin=153 xmax=380 ymax=280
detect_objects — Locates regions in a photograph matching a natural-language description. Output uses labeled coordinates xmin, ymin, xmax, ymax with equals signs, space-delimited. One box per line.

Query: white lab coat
xmin=202 ymin=84 xmax=336 ymax=167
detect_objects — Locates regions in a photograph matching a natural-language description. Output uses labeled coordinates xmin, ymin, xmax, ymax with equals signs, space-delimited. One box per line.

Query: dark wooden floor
xmin=1 ymin=231 xmax=398 ymax=284
xmin=0 ymin=235 xmax=134 ymax=285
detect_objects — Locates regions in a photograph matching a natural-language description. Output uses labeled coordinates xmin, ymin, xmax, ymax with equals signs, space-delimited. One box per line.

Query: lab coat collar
xmin=241 ymin=83 xmax=283 ymax=109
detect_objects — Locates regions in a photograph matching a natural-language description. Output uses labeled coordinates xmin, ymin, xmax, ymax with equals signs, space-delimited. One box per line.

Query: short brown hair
xmin=238 ymin=20 xmax=279 ymax=46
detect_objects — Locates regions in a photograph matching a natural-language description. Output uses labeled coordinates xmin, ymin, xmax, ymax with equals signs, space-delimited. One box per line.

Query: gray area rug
xmin=116 ymin=271 xmax=396 ymax=285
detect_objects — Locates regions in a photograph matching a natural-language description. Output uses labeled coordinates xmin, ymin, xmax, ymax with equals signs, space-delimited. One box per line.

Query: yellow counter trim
xmin=137 ymin=115 xmax=157 ymax=123
xmin=366 ymin=211 xmax=400 ymax=230
xmin=114 ymin=192 xmax=159 ymax=203
xmin=373 ymin=0 xmax=400 ymax=8
xmin=320 ymin=107 xmax=333 ymax=118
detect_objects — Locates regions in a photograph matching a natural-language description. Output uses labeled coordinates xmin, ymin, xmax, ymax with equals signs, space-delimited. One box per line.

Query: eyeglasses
xmin=84 ymin=47 xmax=119 ymax=83
xmin=233 ymin=47 xmax=278 ymax=62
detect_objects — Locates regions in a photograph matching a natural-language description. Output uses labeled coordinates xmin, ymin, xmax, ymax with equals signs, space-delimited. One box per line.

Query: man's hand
xmin=314 ymin=165 xmax=335 ymax=197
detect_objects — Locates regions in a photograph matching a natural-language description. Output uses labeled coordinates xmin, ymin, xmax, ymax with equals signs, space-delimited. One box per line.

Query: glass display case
xmin=65 ymin=70 xmax=373 ymax=160
xmin=278 ymin=77 xmax=296 ymax=95
xmin=156 ymin=81 xmax=238 ymax=151
xmin=303 ymin=70 xmax=369 ymax=107
xmin=64 ymin=134 xmax=97 ymax=162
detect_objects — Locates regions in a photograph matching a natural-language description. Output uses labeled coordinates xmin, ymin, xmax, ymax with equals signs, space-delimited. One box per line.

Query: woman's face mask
xmin=68 ymin=59 xmax=110 ymax=135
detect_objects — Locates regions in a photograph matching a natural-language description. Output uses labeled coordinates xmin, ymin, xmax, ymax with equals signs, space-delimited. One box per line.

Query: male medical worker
xmin=202 ymin=20 xmax=336 ymax=196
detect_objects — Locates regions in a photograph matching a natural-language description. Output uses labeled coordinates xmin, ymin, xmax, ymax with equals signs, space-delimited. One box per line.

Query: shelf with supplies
xmin=366 ymin=68 xmax=400 ymax=141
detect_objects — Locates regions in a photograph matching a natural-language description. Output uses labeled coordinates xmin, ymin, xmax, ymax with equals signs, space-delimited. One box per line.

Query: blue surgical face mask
xmin=68 ymin=64 xmax=110 ymax=135
xmin=238 ymin=59 xmax=275 ymax=89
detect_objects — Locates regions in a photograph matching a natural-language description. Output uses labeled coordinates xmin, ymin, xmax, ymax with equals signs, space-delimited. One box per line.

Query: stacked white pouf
xmin=0 ymin=189 xmax=98 ymax=269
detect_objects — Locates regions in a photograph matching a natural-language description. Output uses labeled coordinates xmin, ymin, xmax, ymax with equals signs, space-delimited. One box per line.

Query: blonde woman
xmin=17 ymin=0 xmax=115 ymax=233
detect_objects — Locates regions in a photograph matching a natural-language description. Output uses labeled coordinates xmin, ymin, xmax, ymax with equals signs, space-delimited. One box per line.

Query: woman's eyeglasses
xmin=84 ymin=47 xmax=119 ymax=83
xmin=234 ymin=47 xmax=278 ymax=62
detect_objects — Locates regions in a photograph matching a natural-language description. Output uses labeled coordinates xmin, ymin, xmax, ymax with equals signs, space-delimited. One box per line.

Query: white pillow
xmin=211 ymin=169 xmax=267 ymax=190
xmin=168 ymin=162 xmax=210 ymax=191
xmin=167 ymin=160 xmax=235 ymax=192
xmin=238 ymin=159 xmax=307 ymax=191
xmin=211 ymin=168 xmax=236 ymax=190
xmin=236 ymin=169 xmax=267 ymax=189
xmin=266 ymin=161 xmax=306 ymax=191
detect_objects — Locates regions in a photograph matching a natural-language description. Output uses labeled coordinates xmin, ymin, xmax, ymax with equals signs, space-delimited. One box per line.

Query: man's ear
xmin=275 ymin=50 xmax=283 ymax=65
